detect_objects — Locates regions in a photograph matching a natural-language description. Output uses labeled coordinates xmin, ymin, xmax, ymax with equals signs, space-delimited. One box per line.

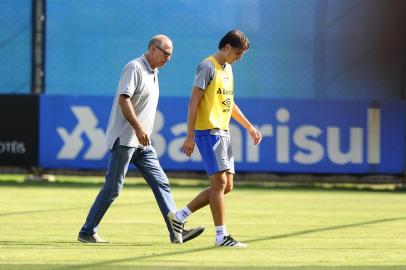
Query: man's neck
xmin=213 ymin=52 xmax=226 ymax=66
xmin=144 ymin=53 xmax=157 ymax=69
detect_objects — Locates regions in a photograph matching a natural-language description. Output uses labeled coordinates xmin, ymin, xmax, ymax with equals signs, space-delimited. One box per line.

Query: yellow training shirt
xmin=195 ymin=56 xmax=234 ymax=131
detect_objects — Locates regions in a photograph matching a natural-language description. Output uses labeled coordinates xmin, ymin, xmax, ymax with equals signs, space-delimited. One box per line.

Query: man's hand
xmin=248 ymin=126 xmax=262 ymax=145
xmin=118 ymin=95 xmax=150 ymax=146
xmin=182 ymin=135 xmax=195 ymax=157
xmin=135 ymin=128 xmax=150 ymax=146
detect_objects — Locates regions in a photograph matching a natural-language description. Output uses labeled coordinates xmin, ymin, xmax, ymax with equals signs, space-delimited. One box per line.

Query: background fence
xmin=0 ymin=0 xmax=32 ymax=94
xmin=1 ymin=0 xmax=405 ymax=99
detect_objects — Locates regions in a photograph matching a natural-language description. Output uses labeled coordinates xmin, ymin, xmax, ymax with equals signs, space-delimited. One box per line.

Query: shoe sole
xmin=183 ymin=226 xmax=205 ymax=243
xmin=215 ymin=244 xmax=248 ymax=248
xmin=172 ymin=226 xmax=205 ymax=243
xmin=77 ymin=237 xmax=110 ymax=244
xmin=78 ymin=237 xmax=95 ymax=243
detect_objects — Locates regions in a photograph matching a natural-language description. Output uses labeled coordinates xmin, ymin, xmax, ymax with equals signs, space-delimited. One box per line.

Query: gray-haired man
xmin=78 ymin=35 xmax=204 ymax=244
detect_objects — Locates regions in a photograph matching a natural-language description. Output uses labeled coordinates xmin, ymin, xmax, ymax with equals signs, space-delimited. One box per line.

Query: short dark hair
xmin=218 ymin=30 xmax=250 ymax=50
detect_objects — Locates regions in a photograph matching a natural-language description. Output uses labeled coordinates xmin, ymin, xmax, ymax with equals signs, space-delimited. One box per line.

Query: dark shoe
xmin=171 ymin=226 xmax=205 ymax=244
xmin=77 ymin=233 xmax=110 ymax=243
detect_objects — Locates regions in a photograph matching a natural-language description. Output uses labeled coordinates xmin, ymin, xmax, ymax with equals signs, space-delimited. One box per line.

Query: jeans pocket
xmin=111 ymin=137 xmax=120 ymax=152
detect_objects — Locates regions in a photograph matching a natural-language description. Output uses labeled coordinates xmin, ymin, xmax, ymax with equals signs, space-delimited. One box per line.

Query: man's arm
xmin=118 ymin=94 xmax=149 ymax=146
xmin=182 ymin=87 xmax=205 ymax=157
xmin=232 ymin=103 xmax=262 ymax=145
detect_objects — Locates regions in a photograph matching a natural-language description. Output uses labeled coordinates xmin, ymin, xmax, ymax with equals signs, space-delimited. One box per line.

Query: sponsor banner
xmin=39 ymin=96 xmax=111 ymax=169
xmin=39 ymin=95 xmax=406 ymax=173
xmin=0 ymin=95 xmax=39 ymax=166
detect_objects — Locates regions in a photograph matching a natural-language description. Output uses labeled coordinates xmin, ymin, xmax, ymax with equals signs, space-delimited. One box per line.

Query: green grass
xmin=1 ymin=176 xmax=406 ymax=269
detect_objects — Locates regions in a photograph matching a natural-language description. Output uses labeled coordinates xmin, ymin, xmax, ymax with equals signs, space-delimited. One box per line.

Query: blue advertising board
xmin=40 ymin=96 xmax=406 ymax=173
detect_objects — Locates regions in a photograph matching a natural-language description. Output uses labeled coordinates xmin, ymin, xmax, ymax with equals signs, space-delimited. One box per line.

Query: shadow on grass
xmin=0 ymin=179 xmax=113 ymax=189
xmin=0 ymin=202 xmax=153 ymax=217
xmin=1 ymin=266 xmax=406 ymax=270
xmin=0 ymin=240 xmax=154 ymax=247
xmin=51 ymin=216 xmax=406 ymax=270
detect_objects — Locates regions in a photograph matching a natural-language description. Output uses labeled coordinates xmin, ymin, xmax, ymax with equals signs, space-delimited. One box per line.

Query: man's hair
xmin=218 ymin=30 xmax=250 ymax=50
xmin=148 ymin=37 xmax=163 ymax=49
xmin=148 ymin=35 xmax=167 ymax=49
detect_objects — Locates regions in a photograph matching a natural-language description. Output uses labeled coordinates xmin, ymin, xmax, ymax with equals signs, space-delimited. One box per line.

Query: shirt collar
xmin=141 ymin=54 xmax=159 ymax=74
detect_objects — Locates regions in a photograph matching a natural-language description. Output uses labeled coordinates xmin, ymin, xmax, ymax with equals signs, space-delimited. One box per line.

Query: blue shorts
xmin=195 ymin=129 xmax=235 ymax=176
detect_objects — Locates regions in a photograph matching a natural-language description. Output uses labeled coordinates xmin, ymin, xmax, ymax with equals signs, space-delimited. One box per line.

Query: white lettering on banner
xmin=152 ymin=111 xmax=201 ymax=161
xmin=246 ymin=125 xmax=272 ymax=162
xmin=230 ymin=124 xmax=242 ymax=162
xmin=57 ymin=106 xmax=107 ymax=160
xmin=293 ymin=125 xmax=324 ymax=164
xmin=151 ymin=107 xmax=381 ymax=165
xmin=55 ymin=105 xmax=381 ymax=166
xmin=169 ymin=123 xmax=202 ymax=161
xmin=368 ymin=108 xmax=381 ymax=164
xmin=272 ymin=107 xmax=380 ymax=164
xmin=151 ymin=110 xmax=166 ymax=157
xmin=276 ymin=108 xmax=290 ymax=163
xmin=327 ymin=127 xmax=363 ymax=164
xmin=0 ymin=141 xmax=26 ymax=154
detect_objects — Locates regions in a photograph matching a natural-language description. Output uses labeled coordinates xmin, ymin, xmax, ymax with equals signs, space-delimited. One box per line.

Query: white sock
xmin=215 ymin=225 xmax=229 ymax=243
xmin=175 ymin=207 xmax=192 ymax=222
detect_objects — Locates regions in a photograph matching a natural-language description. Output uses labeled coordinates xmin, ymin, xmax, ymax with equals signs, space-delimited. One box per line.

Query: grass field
xmin=1 ymin=175 xmax=406 ymax=269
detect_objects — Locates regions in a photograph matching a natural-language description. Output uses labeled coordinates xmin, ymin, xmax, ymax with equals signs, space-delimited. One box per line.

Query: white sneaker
xmin=167 ymin=211 xmax=184 ymax=244
xmin=215 ymin=235 xmax=247 ymax=248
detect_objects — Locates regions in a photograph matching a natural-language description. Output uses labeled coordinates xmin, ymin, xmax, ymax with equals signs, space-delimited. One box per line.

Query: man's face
xmin=153 ymin=42 xmax=173 ymax=68
xmin=224 ymin=45 xmax=246 ymax=64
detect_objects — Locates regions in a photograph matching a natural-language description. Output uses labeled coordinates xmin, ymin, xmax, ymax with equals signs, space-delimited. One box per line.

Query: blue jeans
xmin=79 ymin=140 xmax=177 ymax=242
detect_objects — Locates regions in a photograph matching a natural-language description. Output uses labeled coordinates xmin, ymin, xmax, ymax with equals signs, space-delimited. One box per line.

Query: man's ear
xmin=223 ymin=44 xmax=232 ymax=53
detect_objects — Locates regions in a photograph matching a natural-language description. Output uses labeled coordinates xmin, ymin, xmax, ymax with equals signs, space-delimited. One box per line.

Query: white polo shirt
xmin=105 ymin=55 xmax=159 ymax=149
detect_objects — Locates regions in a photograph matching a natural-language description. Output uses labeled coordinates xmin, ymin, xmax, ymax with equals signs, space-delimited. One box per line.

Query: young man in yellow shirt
xmin=168 ymin=30 xmax=262 ymax=247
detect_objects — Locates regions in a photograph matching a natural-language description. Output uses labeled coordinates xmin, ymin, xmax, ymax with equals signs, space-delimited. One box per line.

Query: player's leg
xmin=132 ymin=145 xmax=205 ymax=244
xmin=179 ymin=171 xmax=233 ymax=214
xmin=210 ymin=170 xmax=246 ymax=248
xmin=175 ymin=133 xmax=233 ymax=220
xmin=224 ymin=171 xmax=233 ymax=194
xmin=183 ymin=131 xmax=235 ymax=213
xmin=212 ymin=135 xmax=246 ymax=248
xmin=209 ymin=171 xmax=228 ymax=226
xmin=185 ymin=187 xmax=210 ymax=212
xmin=132 ymin=145 xmax=179 ymax=242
